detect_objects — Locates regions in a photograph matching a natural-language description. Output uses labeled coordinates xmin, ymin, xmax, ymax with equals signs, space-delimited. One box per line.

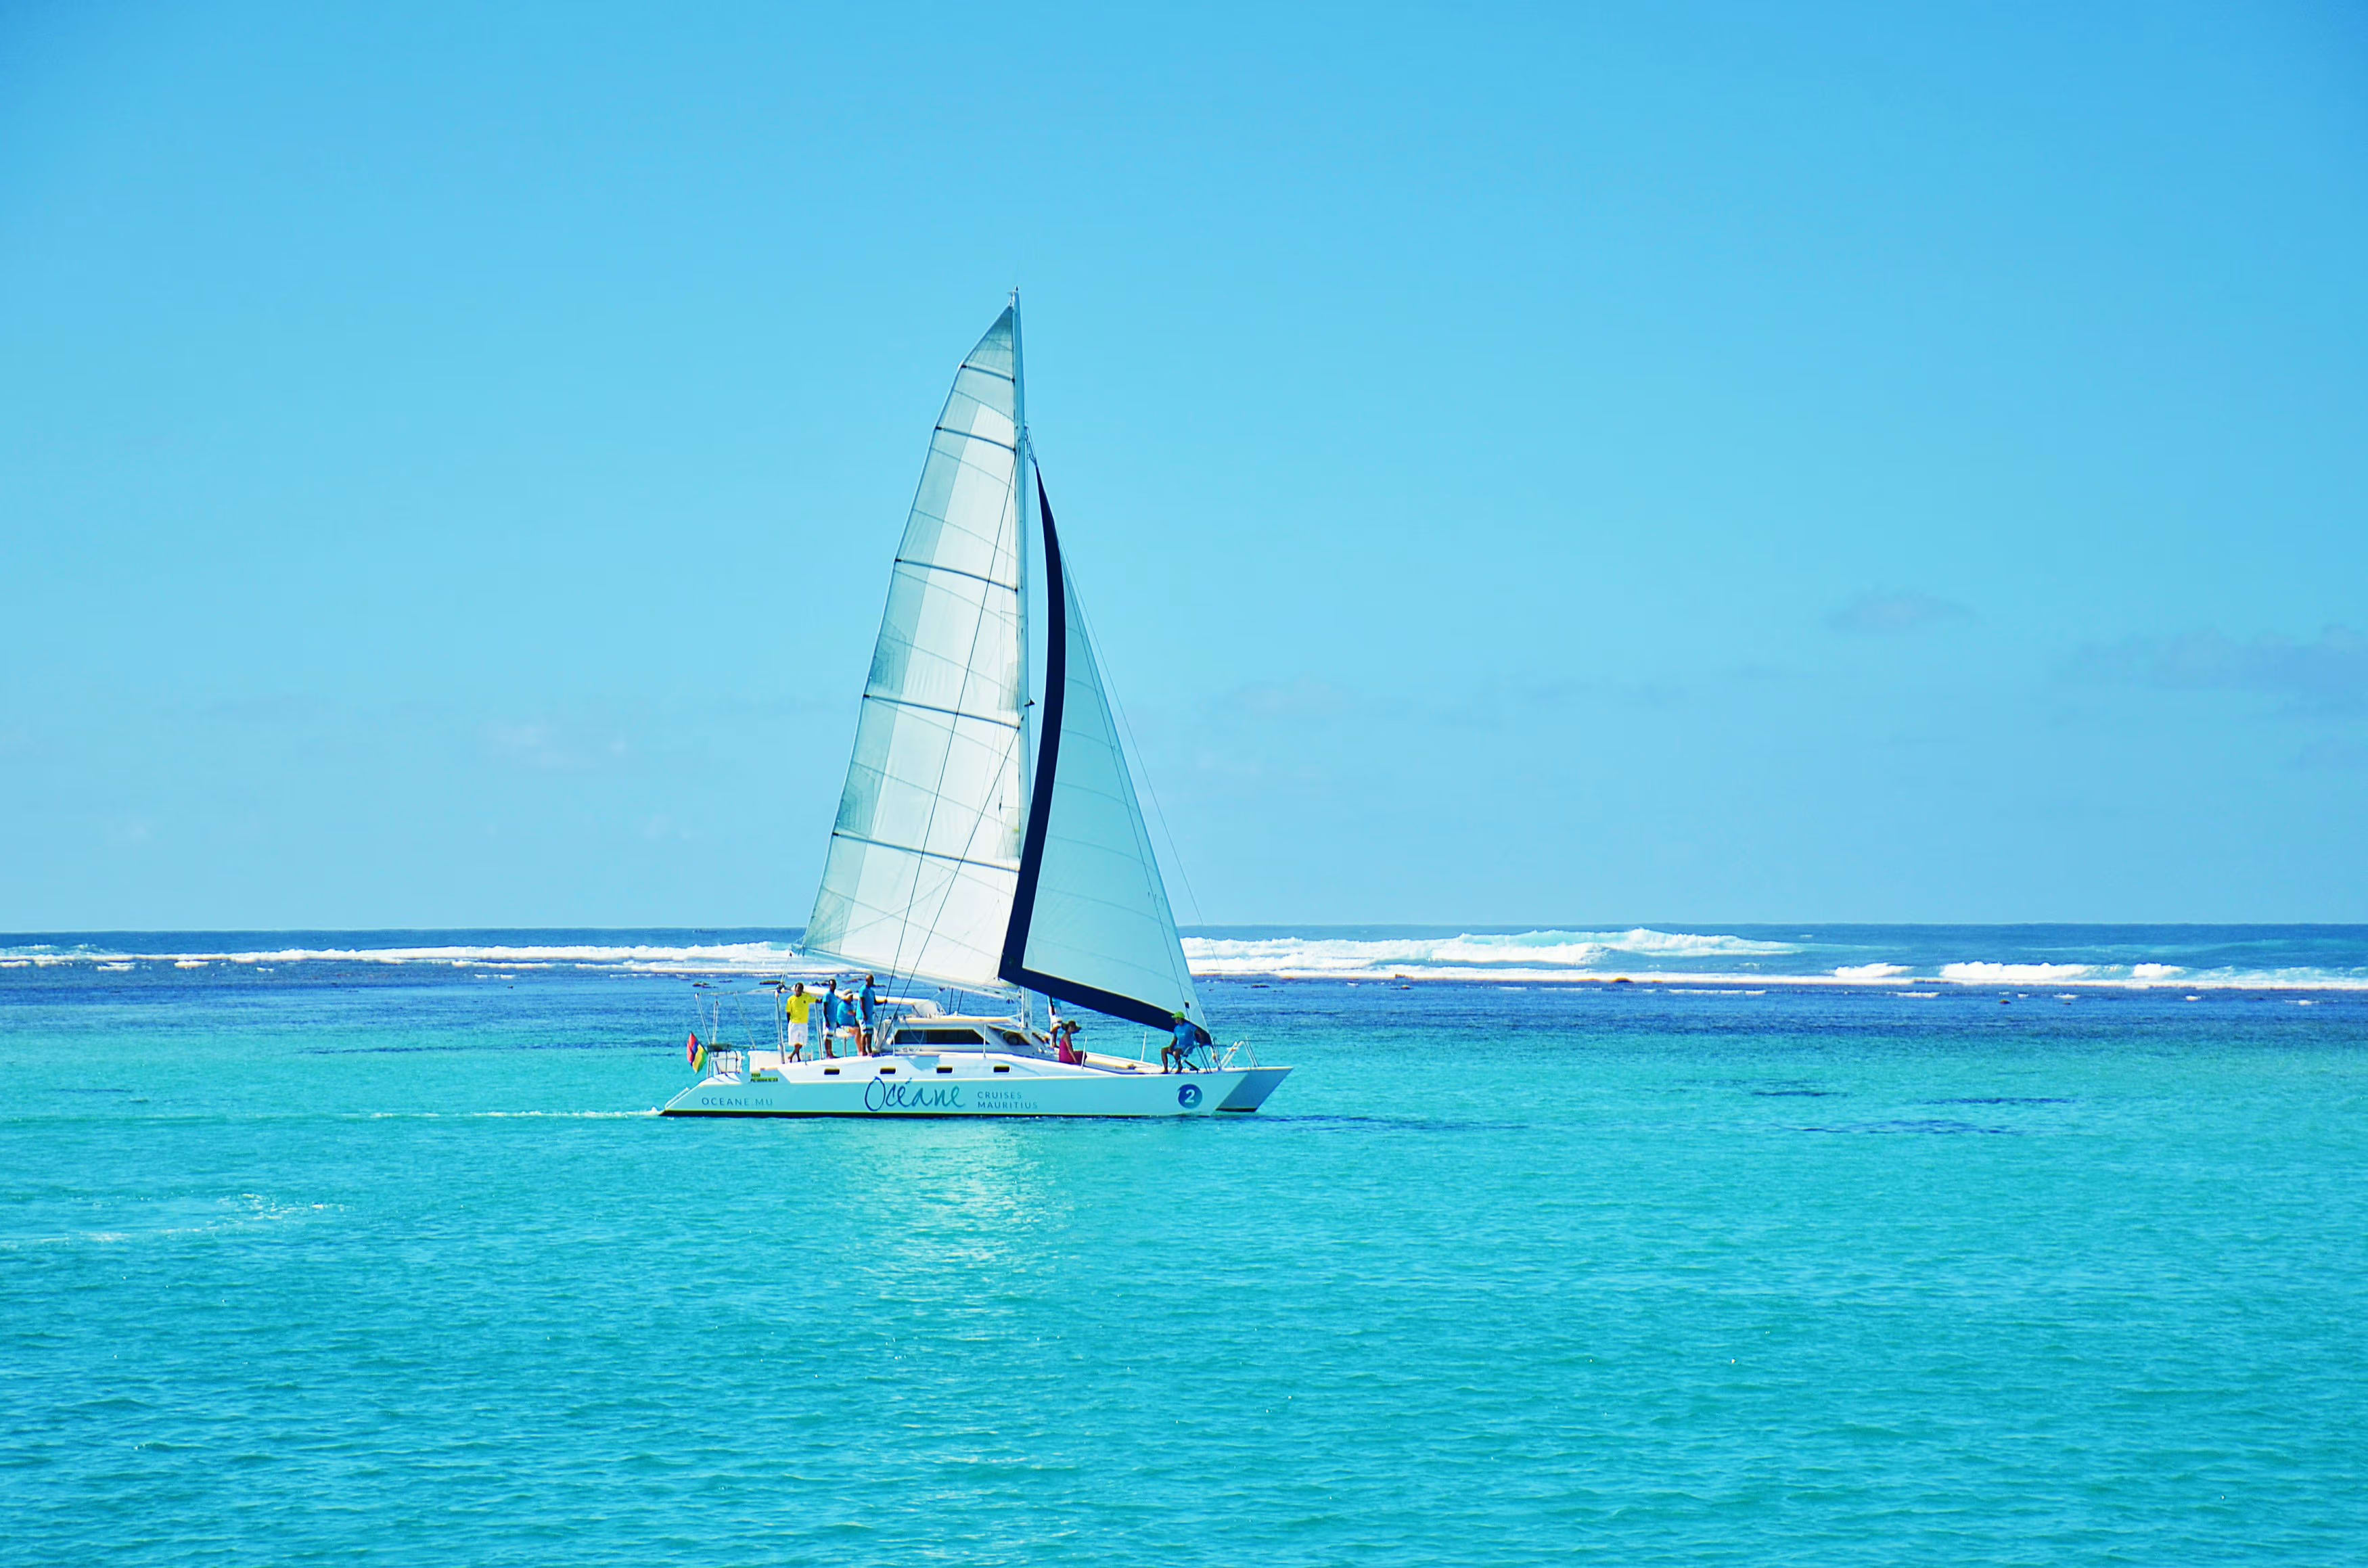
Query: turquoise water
xmin=4 ymin=932 xmax=2365 ymax=1563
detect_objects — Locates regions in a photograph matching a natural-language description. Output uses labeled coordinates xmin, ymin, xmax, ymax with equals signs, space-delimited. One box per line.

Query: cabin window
xmin=894 ymin=1028 xmax=987 ymax=1047
xmin=823 ymin=1067 xmax=840 ymax=1076
xmin=878 ymin=1065 xmax=896 ymax=1074
xmin=936 ymin=1065 xmax=953 ymax=1074
xmin=993 ymin=1064 xmax=1011 ymax=1073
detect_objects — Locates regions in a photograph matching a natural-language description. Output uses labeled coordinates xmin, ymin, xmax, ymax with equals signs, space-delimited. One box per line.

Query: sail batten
xmin=865 ymin=700 xmax=1023 ymax=729
xmin=895 ymin=559 xmax=1018 ymax=592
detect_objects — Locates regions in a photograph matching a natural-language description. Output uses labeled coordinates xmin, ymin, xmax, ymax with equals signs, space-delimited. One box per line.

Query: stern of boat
xmin=1216 ymin=1065 xmax=1292 ymax=1111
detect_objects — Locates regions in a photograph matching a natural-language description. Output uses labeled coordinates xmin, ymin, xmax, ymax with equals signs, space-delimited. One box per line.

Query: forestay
xmin=1000 ymin=476 xmax=1206 ymax=1032
xmin=805 ymin=309 xmax=1029 ymax=988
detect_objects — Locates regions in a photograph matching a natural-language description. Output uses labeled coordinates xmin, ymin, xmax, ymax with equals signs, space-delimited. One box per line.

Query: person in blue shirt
xmin=826 ymin=982 xmax=855 ymax=1057
xmin=1162 ymin=1012 xmax=1206 ymax=1073
xmin=819 ymin=979 xmax=844 ymax=1058
xmin=859 ymin=974 xmax=880 ymax=1053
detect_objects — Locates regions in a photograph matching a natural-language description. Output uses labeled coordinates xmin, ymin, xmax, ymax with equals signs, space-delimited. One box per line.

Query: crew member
xmin=785 ymin=983 xmax=815 ymax=1061
xmin=1162 ymin=1011 xmax=1204 ymax=1073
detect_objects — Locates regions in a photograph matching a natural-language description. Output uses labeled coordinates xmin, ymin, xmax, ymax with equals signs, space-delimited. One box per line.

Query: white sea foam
xmin=0 ymin=1193 xmax=336 ymax=1253
xmin=1181 ymin=927 xmax=1796 ymax=982
xmin=1940 ymin=962 xmax=2097 ymax=984
xmin=0 ymin=941 xmax=817 ymax=975
xmin=1182 ymin=934 xmax=2368 ymax=991
xmin=7 ymin=933 xmax=2364 ymax=991
xmin=210 ymin=942 xmax=802 ymax=971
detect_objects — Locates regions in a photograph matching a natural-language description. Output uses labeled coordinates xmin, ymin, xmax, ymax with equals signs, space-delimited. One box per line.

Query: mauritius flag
xmin=686 ymin=1032 xmax=701 ymax=1068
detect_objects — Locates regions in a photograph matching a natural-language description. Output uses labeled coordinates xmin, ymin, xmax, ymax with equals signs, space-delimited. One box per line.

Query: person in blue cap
xmin=1162 ymin=1011 xmax=1205 ymax=1073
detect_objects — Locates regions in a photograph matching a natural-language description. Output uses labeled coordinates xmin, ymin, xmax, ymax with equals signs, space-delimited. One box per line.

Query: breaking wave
xmin=6 ymin=928 xmax=2365 ymax=990
xmin=1181 ymin=927 xmax=1796 ymax=983
xmin=1177 ymin=930 xmax=2368 ymax=990
xmin=1939 ymin=962 xmax=2098 ymax=984
xmin=0 ymin=940 xmax=816 ymax=976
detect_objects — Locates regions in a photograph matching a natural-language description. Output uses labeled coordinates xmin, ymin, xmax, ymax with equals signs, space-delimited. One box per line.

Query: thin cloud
xmin=2294 ymin=737 xmax=2368 ymax=770
xmin=1826 ymin=591 xmax=1973 ymax=635
xmin=1226 ymin=678 xmax=1354 ymax=721
xmin=480 ymin=721 xmax=631 ymax=771
xmin=2065 ymin=626 xmax=2368 ymax=716
xmin=204 ymin=694 xmax=332 ymax=725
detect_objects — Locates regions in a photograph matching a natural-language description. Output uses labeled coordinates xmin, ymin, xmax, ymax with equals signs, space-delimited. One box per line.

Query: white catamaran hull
xmin=661 ymin=1052 xmax=1279 ymax=1118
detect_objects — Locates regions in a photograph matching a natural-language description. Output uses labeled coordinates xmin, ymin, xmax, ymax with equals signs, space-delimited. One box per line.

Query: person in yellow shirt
xmin=784 ymin=982 xmax=816 ymax=1061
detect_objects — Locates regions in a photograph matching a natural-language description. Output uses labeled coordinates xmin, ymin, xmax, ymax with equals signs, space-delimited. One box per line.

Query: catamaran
xmin=664 ymin=300 xmax=1290 ymax=1117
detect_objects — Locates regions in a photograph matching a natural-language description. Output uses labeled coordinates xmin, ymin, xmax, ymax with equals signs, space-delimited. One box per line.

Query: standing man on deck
xmin=859 ymin=973 xmax=880 ymax=1053
xmin=784 ymin=983 xmax=815 ymax=1061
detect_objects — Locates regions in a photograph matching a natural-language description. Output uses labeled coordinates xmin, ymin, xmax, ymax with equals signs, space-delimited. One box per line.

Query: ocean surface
xmin=4 ymin=925 xmax=2365 ymax=1565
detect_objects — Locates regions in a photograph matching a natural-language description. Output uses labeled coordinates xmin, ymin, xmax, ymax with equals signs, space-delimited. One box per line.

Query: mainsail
xmin=804 ymin=308 xmax=1029 ymax=988
xmin=999 ymin=474 xmax=1206 ymax=1031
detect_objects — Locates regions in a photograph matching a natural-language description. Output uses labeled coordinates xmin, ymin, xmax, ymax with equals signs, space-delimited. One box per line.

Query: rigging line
xmin=842 ymin=327 xmax=1024 ymax=991
xmin=882 ymin=695 xmax=1026 ymax=997
xmin=838 ymin=321 xmax=1026 ymax=1016
xmin=882 ymin=526 xmax=1020 ymax=992
xmin=873 ymin=451 xmax=1020 ymax=970
xmin=879 ymin=456 xmax=1024 ymax=996
xmin=1065 ymin=552 xmax=1209 ymax=936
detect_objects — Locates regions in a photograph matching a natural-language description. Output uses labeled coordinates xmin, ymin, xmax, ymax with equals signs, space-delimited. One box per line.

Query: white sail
xmin=805 ymin=308 xmax=1028 ymax=988
xmin=1001 ymin=480 xmax=1206 ymax=1031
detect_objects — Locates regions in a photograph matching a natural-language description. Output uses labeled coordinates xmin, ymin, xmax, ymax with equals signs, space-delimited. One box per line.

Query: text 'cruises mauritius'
xmin=663 ymin=300 xmax=1290 ymax=1119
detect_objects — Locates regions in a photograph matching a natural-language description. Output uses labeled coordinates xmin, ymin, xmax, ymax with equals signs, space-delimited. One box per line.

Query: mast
xmin=1010 ymin=290 xmax=1032 ymax=1030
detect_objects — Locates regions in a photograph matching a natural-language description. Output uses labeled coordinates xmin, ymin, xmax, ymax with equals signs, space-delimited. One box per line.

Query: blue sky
xmin=3 ymin=1 xmax=2364 ymax=928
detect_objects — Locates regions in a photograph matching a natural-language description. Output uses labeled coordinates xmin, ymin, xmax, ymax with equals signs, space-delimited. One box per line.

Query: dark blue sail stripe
xmin=997 ymin=471 xmax=1188 ymax=1033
